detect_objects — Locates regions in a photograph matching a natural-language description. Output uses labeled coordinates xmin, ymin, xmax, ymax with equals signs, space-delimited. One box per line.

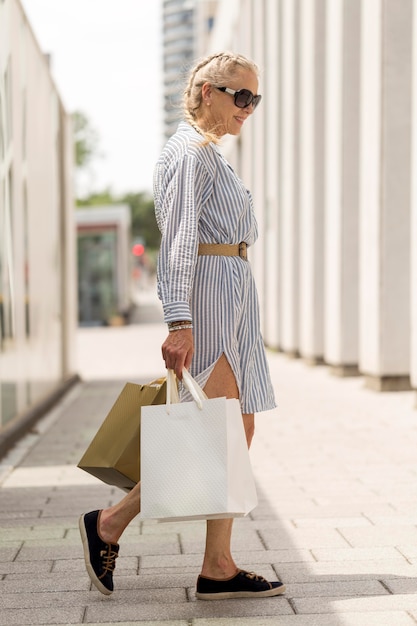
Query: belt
xmin=198 ymin=242 xmax=248 ymax=260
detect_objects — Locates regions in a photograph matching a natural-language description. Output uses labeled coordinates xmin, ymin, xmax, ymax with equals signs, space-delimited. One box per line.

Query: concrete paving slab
xmin=0 ymin=572 xmax=90 ymax=593
xmin=259 ymin=527 xmax=351 ymax=550
xmin=139 ymin=549 xmax=315 ymax=571
xmin=311 ymin=547 xmax=407 ymax=561
xmin=383 ymin=577 xmax=417 ymax=594
xmin=276 ymin=559 xmax=417 ymax=582
xmin=0 ymin=590 xmax=91 ymax=610
xmin=85 ymin=596 xmax=293 ymax=622
xmin=67 ymin=623 xmax=189 ymax=626
xmin=293 ymin=593 xmax=417 ymax=613
xmin=192 ymin=615 xmax=417 ymax=626
xmin=337 ymin=525 xmax=417 ymax=547
xmin=285 ymin=579 xmax=389 ymax=598
xmin=0 ymin=607 xmax=84 ymax=626
xmin=0 ymin=560 xmax=54 ymax=575
xmin=292 ymin=517 xmax=374 ymax=528
xmin=396 ymin=545 xmax=417 ymax=560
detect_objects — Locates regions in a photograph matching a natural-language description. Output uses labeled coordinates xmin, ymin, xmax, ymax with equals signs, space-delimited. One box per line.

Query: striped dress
xmin=153 ymin=121 xmax=276 ymax=414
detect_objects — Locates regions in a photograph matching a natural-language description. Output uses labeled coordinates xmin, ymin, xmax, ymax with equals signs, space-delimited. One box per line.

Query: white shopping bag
xmin=140 ymin=369 xmax=258 ymax=521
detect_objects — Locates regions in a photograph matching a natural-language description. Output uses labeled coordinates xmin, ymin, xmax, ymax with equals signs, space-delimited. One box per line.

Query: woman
xmin=79 ymin=51 xmax=285 ymax=600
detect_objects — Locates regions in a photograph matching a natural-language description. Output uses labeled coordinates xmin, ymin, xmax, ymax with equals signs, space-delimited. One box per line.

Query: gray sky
xmin=21 ymin=0 xmax=163 ymax=196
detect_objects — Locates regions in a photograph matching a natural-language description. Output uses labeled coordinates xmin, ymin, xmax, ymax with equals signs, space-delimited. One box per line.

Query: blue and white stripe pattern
xmin=154 ymin=121 xmax=276 ymax=414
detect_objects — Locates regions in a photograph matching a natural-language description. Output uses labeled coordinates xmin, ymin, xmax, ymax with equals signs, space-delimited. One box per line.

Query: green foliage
xmin=124 ymin=192 xmax=161 ymax=249
xmin=73 ymin=111 xmax=100 ymax=168
xmin=76 ymin=189 xmax=115 ymax=207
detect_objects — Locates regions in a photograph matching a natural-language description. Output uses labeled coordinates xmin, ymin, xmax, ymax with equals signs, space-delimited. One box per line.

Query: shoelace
xmin=244 ymin=571 xmax=267 ymax=582
xmin=243 ymin=571 xmax=272 ymax=588
xmin=99 ymin=546 xmax=118 ymax=576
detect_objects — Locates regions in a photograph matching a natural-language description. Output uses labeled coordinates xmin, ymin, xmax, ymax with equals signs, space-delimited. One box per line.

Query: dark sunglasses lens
xmin=235 ymin=89 xmax=261 ymax=109
xmin=234 ymin=89 xmax=253 ymax=108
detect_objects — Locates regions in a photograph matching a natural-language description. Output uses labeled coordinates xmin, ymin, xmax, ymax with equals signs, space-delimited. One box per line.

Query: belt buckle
xmin=239 ymin=242 xmax=247 ymax=260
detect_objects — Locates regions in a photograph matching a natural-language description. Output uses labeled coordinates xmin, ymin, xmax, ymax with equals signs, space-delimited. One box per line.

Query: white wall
xmin=0 ymin=0 xmax=76 ymax=427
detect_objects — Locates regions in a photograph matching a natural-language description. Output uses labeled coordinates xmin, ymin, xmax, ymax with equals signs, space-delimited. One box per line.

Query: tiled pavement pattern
xmin=1 ymin=311 xmax=417 ymax=625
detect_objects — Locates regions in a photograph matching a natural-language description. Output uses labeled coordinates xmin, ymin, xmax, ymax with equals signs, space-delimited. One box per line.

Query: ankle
xmin=200 ymin=556 xmax=238 ymax=580
xmin=98 ymin=509 xmax=120 ymax=544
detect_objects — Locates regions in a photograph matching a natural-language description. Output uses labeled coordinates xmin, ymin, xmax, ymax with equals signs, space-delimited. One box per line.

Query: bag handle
xmin=181 ymin=368 xmax=208 ymax=410
xmin=166 ymin=369 xmax=180 ymax=413
xmin=166 ymin=369 xmax=208 ymax=411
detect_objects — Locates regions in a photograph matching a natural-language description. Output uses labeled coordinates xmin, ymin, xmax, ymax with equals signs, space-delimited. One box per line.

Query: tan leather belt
xmin=198 ymin=242 xmax=248 ymax=260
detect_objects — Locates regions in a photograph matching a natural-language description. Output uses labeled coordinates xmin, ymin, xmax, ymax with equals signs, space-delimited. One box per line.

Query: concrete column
xmin=298 ymin=0 xmax=325 ymax=364
xmin=250 ymin=0 xmax=267 ymax=331
xmin=236 ymin=0 xmax=254 ymax=188
xmin=279 ymin=0 xmax=299 ymax=355
xmin=410 ymin=0 xmax=417 ymax=400
xmin=324 ymin=0 xmax=361 ymax=375
xmin=359 ymin=0 xmax=412 ymax=391
xmin=263 ymin=0 xmax=281 ymax=348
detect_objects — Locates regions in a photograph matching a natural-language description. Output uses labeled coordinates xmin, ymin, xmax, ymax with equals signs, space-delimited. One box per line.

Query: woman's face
xmin=202 ymin=68 xmax=260 ymax=137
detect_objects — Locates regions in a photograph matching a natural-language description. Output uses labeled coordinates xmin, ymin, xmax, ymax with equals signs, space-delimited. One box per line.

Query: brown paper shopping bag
xmin=78 ymin=377 xmax=166 ymax=492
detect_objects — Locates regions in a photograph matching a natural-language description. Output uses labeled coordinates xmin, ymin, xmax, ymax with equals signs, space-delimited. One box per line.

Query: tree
xmin=122 ymin=192 xmax=161 ymax=249
xmin=73 ymin=111 xmax=100 ymax=168
xmin=77 ymin=189 xmax=115 ymax=207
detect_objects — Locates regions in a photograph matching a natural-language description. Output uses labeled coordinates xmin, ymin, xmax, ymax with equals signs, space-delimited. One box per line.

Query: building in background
xmin=0 ymin=0 xmax=77 ymax=449
xmin=198 ymin=0 xmax=417 ymax=405
xmin=162 ymin=0 xmax=217 ymax=141
xmin=76 ymin=206 xmax=132 ymax=326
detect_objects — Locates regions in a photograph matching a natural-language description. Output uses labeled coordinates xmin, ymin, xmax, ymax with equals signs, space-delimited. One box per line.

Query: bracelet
xmin=168 ymin=320 xmax=192 ymax=328
xmin=168 ymin=323 xmax=193 ymax=332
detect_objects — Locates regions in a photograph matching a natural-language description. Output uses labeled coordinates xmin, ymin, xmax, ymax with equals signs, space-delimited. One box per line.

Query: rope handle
xmin=181 ymin=368 xmax=208 ymax=410
xmin=166 ymin=369 xmax=208 ymax=412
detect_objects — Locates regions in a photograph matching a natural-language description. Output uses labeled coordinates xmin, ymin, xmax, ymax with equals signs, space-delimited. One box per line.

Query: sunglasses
xmin=216 ymin=86 xmax=262 ymax=109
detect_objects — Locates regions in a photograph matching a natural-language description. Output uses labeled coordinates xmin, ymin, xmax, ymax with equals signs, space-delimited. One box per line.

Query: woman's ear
xmin=201 ymin=82 xmax=212 ymax=105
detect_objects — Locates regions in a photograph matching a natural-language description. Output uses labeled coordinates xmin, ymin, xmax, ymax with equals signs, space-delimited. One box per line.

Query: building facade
xmin=162 ymin=0 xmax=217 ymax=141
xmin=203 ymin=0 xmax=417 ymax=403
xmin=162 ymin=0 xmax=197 ymax=140
xmin=0 ymin=0 xmax=77 ymax=446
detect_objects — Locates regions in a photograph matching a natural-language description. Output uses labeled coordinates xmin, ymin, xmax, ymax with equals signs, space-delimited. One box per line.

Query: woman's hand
xmin=161 ymin=329 xmax=194 ymax=379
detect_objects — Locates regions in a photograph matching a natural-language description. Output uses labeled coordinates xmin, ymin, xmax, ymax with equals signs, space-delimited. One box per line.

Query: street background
xmin=0 ymin=288 xmax=417 ymax=625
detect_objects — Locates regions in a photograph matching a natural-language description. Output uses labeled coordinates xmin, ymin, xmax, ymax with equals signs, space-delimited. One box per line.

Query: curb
xmin=0 ymin=373 xmax=81 ymax=460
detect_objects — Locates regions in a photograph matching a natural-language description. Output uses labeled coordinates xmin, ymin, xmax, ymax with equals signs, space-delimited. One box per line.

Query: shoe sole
xmin=78 ymin=514 xmax=113 ymax=596
xmin=195 ymin=584 xmax=286 ymax=600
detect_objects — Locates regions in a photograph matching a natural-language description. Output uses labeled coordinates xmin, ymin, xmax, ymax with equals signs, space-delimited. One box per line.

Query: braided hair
xmin=183 ymin=51 xmax=259 ymax=144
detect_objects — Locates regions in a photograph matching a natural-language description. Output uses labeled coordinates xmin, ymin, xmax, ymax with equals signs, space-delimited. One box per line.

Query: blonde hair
xmin=183 ymin=51 xmax=260 ymax=144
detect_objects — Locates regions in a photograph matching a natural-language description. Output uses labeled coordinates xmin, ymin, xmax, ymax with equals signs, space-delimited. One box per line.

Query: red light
xmin=132 ymin=243 xmax=145 ymax=256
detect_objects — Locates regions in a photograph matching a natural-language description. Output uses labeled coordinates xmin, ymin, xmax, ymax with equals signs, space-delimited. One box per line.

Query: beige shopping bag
xmin=140 ymin=370 xmax=258 ymax=521
xmin=78 ymin=377 xmax=166 ymax=492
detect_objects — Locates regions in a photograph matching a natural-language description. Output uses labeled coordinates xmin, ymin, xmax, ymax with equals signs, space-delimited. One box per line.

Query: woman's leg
xmin=79 ymin=460 xmax=142 ymax=595
xmin=99 ymin=481 xmax=141 ymax=543
xmin=200 ymin=355 xmax=255 ymax=579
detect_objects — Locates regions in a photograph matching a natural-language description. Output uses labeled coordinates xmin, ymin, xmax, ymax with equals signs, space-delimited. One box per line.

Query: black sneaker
xmin=195 ymin=569 xmax=286 ymax=600
xmin=79 ymin=510 xmax=119 ymax=595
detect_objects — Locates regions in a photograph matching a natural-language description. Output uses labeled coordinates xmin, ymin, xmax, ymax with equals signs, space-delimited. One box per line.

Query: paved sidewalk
xmin=1 ymin=296 xmax=417 ymax=625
